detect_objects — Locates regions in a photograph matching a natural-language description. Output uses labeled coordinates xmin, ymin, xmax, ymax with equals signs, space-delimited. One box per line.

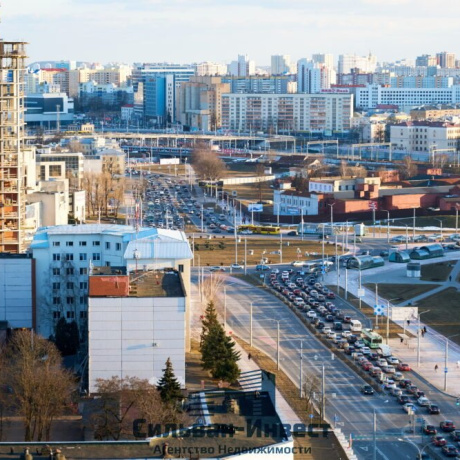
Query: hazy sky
xmin=3 ymin=0 xmax=460 ymax=65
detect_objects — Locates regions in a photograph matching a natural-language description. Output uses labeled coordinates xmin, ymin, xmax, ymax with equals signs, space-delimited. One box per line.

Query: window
xmin=53 ymin=241 xmax=61 ymax=247
xmin=116 ymin=243 xmax=121 ymax=251
xmin=53 ymin=282 xmax=60 ymax=290
xmin=66 ymin=268 xmax=74 ymax=276
xmin=65 ymin=254 xmax=74 ymax=261
xmin=79 ymin=241 xmax=87 ymax=247
xmin=67 ymin=282 xmax=74 ymax=290
xmin=53 ymin=297 xmax=60 ymax=305
xmin=53 ymin=311 xmax=61 ymax=319
xmin=53 ymin=253 xmax=61 ymax=261
xmin=80 ymin=311 xmax=88 ymax=319
xmin=80 ymin=253 xmax=87 ymax=261
xmin=66 ymin=241 xmax=74 ymax=247
xmin=105 ymin=261 xmax=111 ymax=267
xmin=80 ymin=268 xmax=88 ymax=275
xmin=93 ymin=253 xmax=101 ymax=261
xmin=80 ymin=281 xmax=88 ymax=290
xmin=178 ymin=264 xmax=184 ymax=273
xmin=66 ymin=310 xmax=75 ymax=318
xmin=79 ymin=296 xmax=86 ymax=304
xmin=52 ymin=268 xmax=60 ymax=276
xmin=93 ymin=241 xmax=100 ymax=246
xmin=105 ymin=242 xmax=111 ymax=250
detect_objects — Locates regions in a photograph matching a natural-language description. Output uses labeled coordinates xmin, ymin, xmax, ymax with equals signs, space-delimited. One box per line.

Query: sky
xmin=2 ymin=0 xmax=460 ymax=66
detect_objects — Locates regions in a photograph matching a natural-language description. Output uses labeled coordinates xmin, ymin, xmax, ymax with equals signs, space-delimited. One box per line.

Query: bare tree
xmin=68 ymin=139 xmax=84 ymax=154
xmin=399 ymin=155 xmax=417 ymax=179
xmin=202 ymin=273 xmax=226 ymax=304
xmin=253 ymin=164 xmax=266 ymax=203
xmin=0 ymin=330 xmax=75 ymax=441
xmin=302 ymin=373 xmax=321 ymax=418
xmin=339 ymin=160 xmax=349 ymax=178
xmin=192 ymin=143 xmax=226 ymax=181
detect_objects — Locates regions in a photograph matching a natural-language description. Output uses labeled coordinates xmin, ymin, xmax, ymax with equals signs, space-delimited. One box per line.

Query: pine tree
xmin=200 ymin=301 xmax=220 ymax=346
xmin=201 ymin=322 xmax=240 ymax=383
xmin=157 ymin=358 xmax=182 ymax=404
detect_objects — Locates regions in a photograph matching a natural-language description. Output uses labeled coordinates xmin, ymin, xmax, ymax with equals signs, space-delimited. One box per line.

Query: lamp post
xmin=456 ymin=206 xmax=459 ymax=234
xmin=404 ymin=224 xmax=409 ymax=251
xmin=327 ymin=203 xmax=335 ymax=229
xmin=444 ymin=333 xmax=460 ymax=391
xmin=383 ymin=210 xmax=390 ymax=244
xmin=417 ymin=310 xmax=431 ymax=367
xmin=386 ymin=298 xmax=400 ymax=345
xmin=412 ymin=207 xmax=416 ymax=242
xmin=397 ymin=438 xmax=432 ymax=460
xmin=434 ymin=218 xmax=443 ymax=242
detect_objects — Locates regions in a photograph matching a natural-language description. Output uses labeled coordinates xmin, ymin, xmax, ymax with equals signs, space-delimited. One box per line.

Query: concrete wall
xmin=88 ymin=296 xmax=186 ymax=393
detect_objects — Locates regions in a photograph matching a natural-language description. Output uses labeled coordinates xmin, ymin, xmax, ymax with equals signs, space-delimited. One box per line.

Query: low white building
xmin=88 ymin=268 xmax=186 ymax=392
xmin=273 ymin=190 xmax=320 ymax=216
xmin=30 ymin=224 xmax=192 ymax=341
xmin=390 ymin=121 xmax=460 ymax=153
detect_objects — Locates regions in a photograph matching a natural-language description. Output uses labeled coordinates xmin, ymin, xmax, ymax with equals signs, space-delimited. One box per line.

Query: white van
xmin=350 ymin=319 xmax=362 ymax=332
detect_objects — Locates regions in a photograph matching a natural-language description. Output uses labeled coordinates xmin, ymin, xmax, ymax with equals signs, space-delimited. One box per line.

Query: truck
xmin=377 ymin=345 xmax=392 ymax=357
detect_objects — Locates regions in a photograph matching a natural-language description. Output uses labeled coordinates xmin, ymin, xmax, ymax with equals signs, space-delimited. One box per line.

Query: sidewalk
xmin=326 ymin=253 xmax=460 ymax=397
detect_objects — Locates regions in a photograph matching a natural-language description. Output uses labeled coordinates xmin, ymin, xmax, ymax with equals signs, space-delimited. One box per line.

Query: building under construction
xmin=0 ymin=40 xmax=27 ymax=252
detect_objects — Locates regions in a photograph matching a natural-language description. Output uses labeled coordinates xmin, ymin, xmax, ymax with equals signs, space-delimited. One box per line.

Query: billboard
xmin=159 ymin=158 xmax=180 ymax=165
xmin=248 ymin=203 xmax=263 ymax=212
xmin=390 ymin=306 xmax=418 ymax=322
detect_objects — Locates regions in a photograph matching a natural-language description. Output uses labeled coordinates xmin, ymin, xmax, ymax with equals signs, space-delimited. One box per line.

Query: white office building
xmin=30 ymin=224 xmax=193 ymax=340
xmin=356 ymin=84 xmax=460 ymax=110
xmin=273 ymin=190 xmax=320 ymax=216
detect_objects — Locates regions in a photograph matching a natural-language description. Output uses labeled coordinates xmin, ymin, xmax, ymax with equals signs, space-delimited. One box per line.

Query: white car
xmin=306 ymin=311 xmax=317 ymax=319
xmin=231 ymin=263 xmax=243 ymax=269
xmin=342 ymin=331 xmax=352 ymax=338
xmin=240 ymin=230 xmax=253 ymax=235
xmin=291 ymin=261 xmax=304 ymax=267
xmin=417 ymin=397 xmax=430 ymax=407
xmin=387 ymin=356 xmax=399 ymax=366
xmin=322 ymin=327 xmax=332 ymax=335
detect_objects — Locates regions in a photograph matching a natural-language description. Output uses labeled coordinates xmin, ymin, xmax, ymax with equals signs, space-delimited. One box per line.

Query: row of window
xmin=53 ymin=253 xmax=101 ymax=261
xmin=52 ymin=281 xmax=88 ymax=290
xmin=53 ymin=310 xmax=87 ymax=319
xmin=53 ymin=267 xmax=87 ymax=276
xmin=52 ymin=241 xmax=122 ymax=250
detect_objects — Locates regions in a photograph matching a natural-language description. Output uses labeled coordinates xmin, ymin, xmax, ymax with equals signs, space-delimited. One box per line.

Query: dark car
xmin=361 ymin=385 xmax=374 ymax=395
xmin=427 ymin=404 xmax=440 ymax=415
xmin=441 ymin=444 xmax=459 ymax=457
xmin=345 ymin=346 xmax=355 ymax=355
xmin=423 ymin=424 xmax=437 ymax=435
xmin=432 ymin=435 xmax=447 ymax=447
xmin=440 ymin=421 xmax=456 ymax=433
xmin=334 ymin=322 xmax=343 ymax=331
xmin=451 ymin=430 xmax=460 ymax=442
xmin=379 ymin=250 xmax=389 ymax=257
xmin=399 ymin=379 xmax=412 ymax=389
xmin=287 ymin=231 xmax=298 ymax=236
xmin=397 ymin=395 xmax=410 ymax=405
xmin=316 ymin=322 xmax=325 ymax=330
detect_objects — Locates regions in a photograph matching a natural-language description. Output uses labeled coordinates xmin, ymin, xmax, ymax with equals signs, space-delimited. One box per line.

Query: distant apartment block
xmin=222 ymin=92 xmax=353 ymax=133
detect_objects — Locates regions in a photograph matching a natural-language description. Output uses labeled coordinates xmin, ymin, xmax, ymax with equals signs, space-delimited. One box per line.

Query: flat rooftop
xmin=89 ymin=269 xmax=184 ymax=298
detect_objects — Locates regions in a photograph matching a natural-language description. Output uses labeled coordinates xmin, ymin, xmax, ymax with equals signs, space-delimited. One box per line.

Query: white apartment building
xmin=195 ymin=61 xmax=228 ymax=76
xmin=30 ymin=225 xmax=193 ymax=340
xmin=312 ymin=54 xmax=334 ymax=70
xmin=273 ymin=190 xmax=319 ymax=216
xmin=390 ymin=121 xmax=460 ymax=153
xmin=221 ymin=92 xmax=353 ymax=133
xmin=271 ymin=55 xmax=293 ymax=75
xmin=88 ymin=268 xmax=186 ymax=392
xmin=356 ymin=84 xmax=460 ymax=110
xmin=229 ymin=55 xmax=256 ymax=77
xmin=297 ymin=59 xmax=336 ymax=94
xmin=338 ymin=53 xmax=377 ymax=74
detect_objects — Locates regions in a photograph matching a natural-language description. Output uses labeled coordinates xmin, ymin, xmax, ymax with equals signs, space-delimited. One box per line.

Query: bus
xmin=361 ymin=329 xmax=383 ymax=349
xmin=238 ymin=225 xmax=280 ymax=235
xmin=350 ymin=319 xmax=362 ymax=332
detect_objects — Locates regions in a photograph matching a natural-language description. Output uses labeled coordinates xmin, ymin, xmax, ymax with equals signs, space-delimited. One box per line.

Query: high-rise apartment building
xmin=229 ymin=55 xmax=256 ymax=77
xmin=0 ymin=41 xmax=28 ymax=253
xmin=338 ymin=53 xmax=377 ymax=74
xmin=415 ymin=54 xmax=437 ymax=67
xmin=195 ymin=62 xmax=228 ymax=76
xmin=297 ymin=59 xmax=335 ymax=93
xmin=436 ymin=52 xmax=456 ymax=69
xmin=312 ymin=54 xmax=334 ymax=70
xmin=271 ymin=55 xmax=292 ymax=75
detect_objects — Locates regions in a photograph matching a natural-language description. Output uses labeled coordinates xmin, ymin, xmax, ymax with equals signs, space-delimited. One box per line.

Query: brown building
xmin=410 ymin=105 xmax=460 ymax=121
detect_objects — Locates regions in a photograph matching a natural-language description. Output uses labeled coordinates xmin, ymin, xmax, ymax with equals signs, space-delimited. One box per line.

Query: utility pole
xmin=276 ymin=320 xmax=280 ymax=370
xmin=373 ymin=410 xmax=377 ymax=460
xmin=413 ymin=208 xmax=416 ymax=242
xmin=299 ymin=340 xmax=303 ymax=398
xmin=321 ymin=364 xmax=326 ymax=423
xmin=250 ymin=301 xmax=253 ymax=347
xmin=345 ymin=268 xmax=348 ymax=300
xmin=244 ymin=238 xmax=247 ymax=275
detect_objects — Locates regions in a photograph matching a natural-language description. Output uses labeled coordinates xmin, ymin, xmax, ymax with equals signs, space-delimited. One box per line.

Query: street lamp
xmin=386 ymin=298 xmax=400 ymax=345
xmin=383 ymin=210 xmax=390 ymax=244
xmin=417 ymin=310 xmax=431 ymax=367
xmin=404 ymin=224 xmax=409 ymax=251
xmin=327 ymin=203 xmax=335 ymax=230
xmin=444 ymin=333 xmax=459 ymax=391
xmin=434 ymin=218 xmax=443 ymax=242
xmin=397 ymin=438 xmax=432 ymax=460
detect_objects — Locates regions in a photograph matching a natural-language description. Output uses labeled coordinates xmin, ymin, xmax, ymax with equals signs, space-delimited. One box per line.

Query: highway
xmin=194 ymin=271 xmax=460 ymax=460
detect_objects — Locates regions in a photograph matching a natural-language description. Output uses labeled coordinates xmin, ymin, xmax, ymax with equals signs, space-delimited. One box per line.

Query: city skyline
xmin=3 ymin=0 xmax=460 ymax=65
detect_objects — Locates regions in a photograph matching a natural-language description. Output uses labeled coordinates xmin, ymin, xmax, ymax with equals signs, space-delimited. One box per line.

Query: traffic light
xmin=456 ymin=398 xmax=459 ymax=406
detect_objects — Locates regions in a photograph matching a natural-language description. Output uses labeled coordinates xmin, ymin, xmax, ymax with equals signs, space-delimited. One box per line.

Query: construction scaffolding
xmin=0 ymin=40 xmax=28 ymax=253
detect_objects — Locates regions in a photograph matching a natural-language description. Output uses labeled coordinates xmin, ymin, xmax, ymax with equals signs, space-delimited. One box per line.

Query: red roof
xmin=41 ymin=68 xmax=66 ymax=72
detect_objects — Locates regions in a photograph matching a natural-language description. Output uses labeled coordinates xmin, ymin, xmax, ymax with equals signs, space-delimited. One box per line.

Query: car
xmin=315 ymin=322 xmax=325 ymax=330
xmin=326 ymin=292 xmax=336 ymax=299
xmin=287 ymin=231 xmax=298 ymax=236
xmin=403 ymin=403 xmax=417 ymax=413
xmin=417 ymin=397 xmax=430 ymax=407
xmin=451 ymin=430 xmax=460 ymax=442
xmin=423 ymin=424 xmax=437 ymax=435
xmin=397 ymin=395 xmax=410 ymax=405
xmin=390 ymin=387 xmax=403 ymax=397
xmin=256 ymin=265 xmax=270 ymax=271
xmin=291 ymin=260 xmax=304 ymax=266
xmin=397 ymin=363 xmax=411 ymax=371
xmin=399 ymin=379 xmax=412 ymax=389
xmin=209 ymin=266 xmax=226 ymax=272
xmin=361 ymin=385 xmax=374 ymax=395
xmin=379 ymin=250 xmax=389 ymax=257
xmin=440 ymin=421 xmax=456 ymax=433
xmin=386 ymin=356 xmax=399 ymax=366
xmin=392 ymin=372 xmax=404 ymax=381
xmin=381 ymin=365 xmax=396 ymax=374
xmin=441 ymin=444 xmax=459 ymax=457
xmin=432 ymin=435 xmax=447 ymax=447
xmin=427 ymin=404 xmax=441 ymax=415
